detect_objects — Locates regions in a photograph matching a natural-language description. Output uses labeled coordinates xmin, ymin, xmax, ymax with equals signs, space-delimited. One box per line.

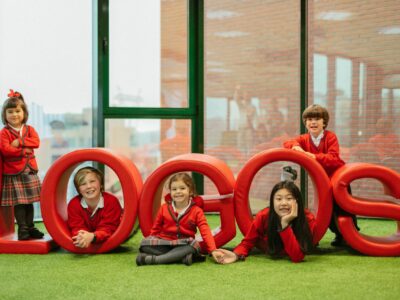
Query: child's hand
xmin=214 ymin=249 xmax=238 ymax=264
xmin=11 ymin=139 xmax=20 ymax=147
xmin=304 ymin=152 xmax=316 ymax=159
xmin=211 ymin=249 xmax=225 ymax=263
xmin=25 ymin=148 xmax=33 ymax=154
xmin=281 ymin=201 xmax=298 ymax=229
xmin=72 ymin=230 xmax=95 ymax=248
xmin=292 ymin=146 xmax=305 ymax=153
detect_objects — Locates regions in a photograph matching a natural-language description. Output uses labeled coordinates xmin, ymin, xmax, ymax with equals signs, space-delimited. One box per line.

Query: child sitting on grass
xmin=136 ymin=172 xmax=224 ymax=266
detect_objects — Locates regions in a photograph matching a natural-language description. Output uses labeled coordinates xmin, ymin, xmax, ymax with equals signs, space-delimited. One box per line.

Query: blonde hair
xmin=73 ymin=167 xmax=104 ymax=196
xmin=168 ymin=172 xmax=197 ymax=197
xmin=302 ymin=104 xmax=330 ymax=129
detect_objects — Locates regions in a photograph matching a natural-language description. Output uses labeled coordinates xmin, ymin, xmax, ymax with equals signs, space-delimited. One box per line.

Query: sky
xmin=0 ymin=0 xmax=161 ymax=115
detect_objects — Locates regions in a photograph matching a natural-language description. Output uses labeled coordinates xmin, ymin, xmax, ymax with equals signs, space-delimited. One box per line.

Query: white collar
xmin=172 ymin=200 xmax=191 ymax=218
xmin=9 ymin=124 xmax=24 ymax=136
xmin=311 ymin=130 xmax=324 ymax=147
xmin=80 ymin=194 xmax=104 ymax=218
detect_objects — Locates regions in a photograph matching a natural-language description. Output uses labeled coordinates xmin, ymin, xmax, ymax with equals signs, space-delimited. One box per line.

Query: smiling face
xmin=305 ymin=117 xmax=324 ymax=138
xmin=5 ymin=104 xmax=24 ymax=128
xmin=273 ymin=188 xmax=296 ymax=218
xmin=78 ymin=172 xmax=102 ymax=205
xmin=170 ymin=179 xmax=191 ymax=208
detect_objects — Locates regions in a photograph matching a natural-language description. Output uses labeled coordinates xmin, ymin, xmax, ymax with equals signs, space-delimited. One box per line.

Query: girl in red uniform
xmin=0 ymin=89 xmax=44 ymax=240
xmin=67 ymin=167 xmax=122 ymax=248
xmin=136 ymin=173 xmax=223 ymax=266
xmin=219 ymin=181 xmax=315 ymax=263
xmin=283 ymin=104 xmax=358 ymax=246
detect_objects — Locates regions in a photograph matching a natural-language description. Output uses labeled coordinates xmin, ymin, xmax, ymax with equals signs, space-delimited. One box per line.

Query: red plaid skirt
xmin=1 ymin=168 xmax=41 ymax=206
xmin=140 ymin=236 xmax=201 ymax=253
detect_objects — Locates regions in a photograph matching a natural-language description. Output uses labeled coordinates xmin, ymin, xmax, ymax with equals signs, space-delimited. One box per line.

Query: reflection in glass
xmin=310 ymin=0 xmax=400 ymax=204
xmin=204 ymin=0 xmax=300 ymax=211
xmin=105 ymin=119 xmax=191 ymax=180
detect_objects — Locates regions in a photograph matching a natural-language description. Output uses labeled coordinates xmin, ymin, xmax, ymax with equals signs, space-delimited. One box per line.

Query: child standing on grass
xmin=137 ymin=172 xmax=224 ymax=266
xmin=282 ymin=104 xmax=358 ymax=246
xmin=67 ymin=167 xmax=122 ymax=248
xmin=0 ymin=89 xmax=44 ymax=240
xmin=219 ymin=180 xmax=315 ymax=263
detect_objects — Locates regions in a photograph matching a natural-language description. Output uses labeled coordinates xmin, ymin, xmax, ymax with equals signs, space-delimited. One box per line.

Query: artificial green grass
xmin=1 ymin=217 xmax=400 ymax=300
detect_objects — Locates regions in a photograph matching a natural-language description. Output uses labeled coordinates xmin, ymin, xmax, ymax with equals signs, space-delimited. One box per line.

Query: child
xmin=136 ymin=172 xmax=223 ymax=266
xmin=282 ymin=104 xmax=357 ymax=246
xmin=67 ymin=166 xmax=122 ymax=248
xmin=219 ymin=181 xmax=315 ymax=263
xmin=0 ymin=89 xmax=44 ymax=240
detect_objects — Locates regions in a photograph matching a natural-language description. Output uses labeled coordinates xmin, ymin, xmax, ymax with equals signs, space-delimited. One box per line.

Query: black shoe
xmin=18 ymin=227 xmax=30 ymax=241
xmin=331 ymin=235 xmax=344 ymax=247
xmin=182 ymin=253 xmax=193 ymax=266
xmin=193 ymin=254 xmax=206 ymax=263
xmin=136 ymin=253 xmax=148 ymax=266
xmin=28 ymin=227 xmax=45 ymax=239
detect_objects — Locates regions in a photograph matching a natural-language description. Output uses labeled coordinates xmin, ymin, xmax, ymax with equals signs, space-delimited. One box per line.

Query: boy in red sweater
xmin=67 ymin=167 xmax=122 ymax=248
xmin=283 ymin=104 xmax=357 ymax=246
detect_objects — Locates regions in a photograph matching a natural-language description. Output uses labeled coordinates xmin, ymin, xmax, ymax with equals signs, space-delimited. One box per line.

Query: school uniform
xmin=140 ymin=195 xmax=216 ymax=255
xmin=283 ymin=130 xmax=345 ymax=177
xmin=234 ymin=208 xmax=316 ymax=263
xmin=0 ymin=125 xmax=41 ymax=206
xmin=283 ymin=130 xmax=358 ymax=242
xmin=67 ymin=192 xmax=122 ymax=243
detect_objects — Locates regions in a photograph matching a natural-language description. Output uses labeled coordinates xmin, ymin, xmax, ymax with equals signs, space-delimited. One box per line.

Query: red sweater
xmin=0 ymin=125 xmax=39 ymax=175
xmin=150 ymin=196 xmax=217 ymax=253
xmin=234 ymin=208 xmax=316 ymax=263
xmin=283 ymin=130 xmax=345 ymax=177
xmin=67 ymin=192 xmax=122 ymax=243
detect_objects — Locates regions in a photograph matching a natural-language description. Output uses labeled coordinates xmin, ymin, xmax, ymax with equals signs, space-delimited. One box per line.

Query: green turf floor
xmin=1 ymin=217 xmax=400 ymax=300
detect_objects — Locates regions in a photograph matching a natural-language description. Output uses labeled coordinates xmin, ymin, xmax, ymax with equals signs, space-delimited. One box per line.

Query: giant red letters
xmin=1 ymin=148 xmax=399 ymax=256
xmin=234 ymin=149 xmax=332 ymax=245
xmin=40 ymin=148 xmax=142 ymax=253
xmin=332 ymin=163 xmax=400 ymax=256
xmin=138 ymin=153 xmax=236 ymax=253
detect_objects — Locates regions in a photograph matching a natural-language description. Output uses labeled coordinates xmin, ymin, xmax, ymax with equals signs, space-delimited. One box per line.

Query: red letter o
xmin=41 ymin=148 xmax=142 ymax=253
xmin=234 ymin=148 xmax=332 ymax=245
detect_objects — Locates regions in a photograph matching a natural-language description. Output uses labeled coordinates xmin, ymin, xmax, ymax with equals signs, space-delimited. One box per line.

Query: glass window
xmin=105 ymin=119 xmax=191 ymax=180
xmin=0 ymin=0 xmax=92 ymax=219
xmin=109 ymin=0 xmax=188 ymax=108
xmin=204 ymin=0 xmax=301 ymax=211
xmin=309 ymin=0 xmax=400 ymax=206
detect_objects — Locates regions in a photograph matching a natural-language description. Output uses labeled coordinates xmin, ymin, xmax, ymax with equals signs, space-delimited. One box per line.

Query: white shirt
xmin=311 ymin=131 xmax=324 ymax=147
xmin=8 ymin=124 xmax=24 ymax=136
xmin=80 ymin=195 xmax=104 ymax=218
xmin=172 ymin=200 xmax=191 ymax=219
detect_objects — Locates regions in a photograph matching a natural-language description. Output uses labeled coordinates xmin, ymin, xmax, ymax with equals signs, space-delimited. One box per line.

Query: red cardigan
xmin=234 ymin=208 xmax=316 ymax=263
xmin=150 ymin=196 xmax=217 ymax=253
xmin=0 ymin=125 xmax=39 ymax=175
xmin=67 ymin=192 xmax=122 ymax=243
xmin=283 ymin=130 xmax=345 ymax=177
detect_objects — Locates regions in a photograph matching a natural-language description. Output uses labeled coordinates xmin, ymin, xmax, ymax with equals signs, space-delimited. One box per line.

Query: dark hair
xmin=168 ymin=172 xmax=198 ymax=197
xmin=2 ymin=92 xmax=29 ymax=125
xmin=302 ymin=104 xmax=329 ymax=129
xmin=73 ymin=166 xmax=104 ymax=197
xmin=266 ymin=181 xmax=313 ymax=257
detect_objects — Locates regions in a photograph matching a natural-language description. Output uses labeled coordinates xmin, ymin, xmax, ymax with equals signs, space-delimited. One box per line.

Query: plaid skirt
xmin=1 ymin=168 xmax=41 ymax=206
xmin=140 ymin=236 xmax=201 ymax=253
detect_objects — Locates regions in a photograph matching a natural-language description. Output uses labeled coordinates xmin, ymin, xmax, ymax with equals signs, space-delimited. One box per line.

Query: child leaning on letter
xmin=136 ymin=172 xmax=224 ymax=266
xmin=0 ymin=89 xmax=44 ymax=240
xmin=282 ymin=104 xmax=358 ymax=247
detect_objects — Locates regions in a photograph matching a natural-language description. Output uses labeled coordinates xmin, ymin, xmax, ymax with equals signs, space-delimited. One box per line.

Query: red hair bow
xmin=8 ymin=89 xmax=21 ymax=98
